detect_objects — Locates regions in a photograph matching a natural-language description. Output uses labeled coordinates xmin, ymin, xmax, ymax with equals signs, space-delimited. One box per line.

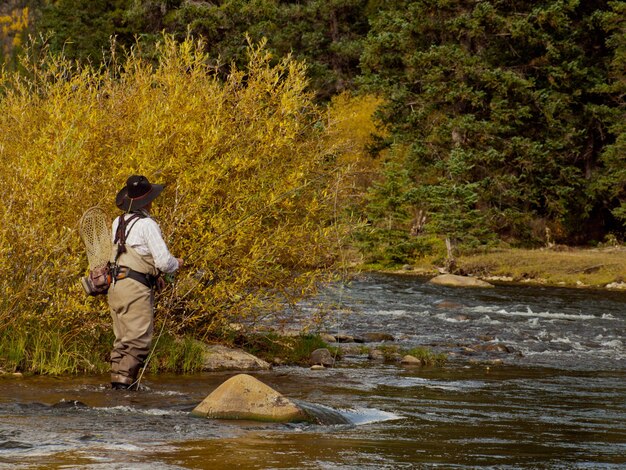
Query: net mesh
xmin=79 ymin=207 xmax=113 ymax=269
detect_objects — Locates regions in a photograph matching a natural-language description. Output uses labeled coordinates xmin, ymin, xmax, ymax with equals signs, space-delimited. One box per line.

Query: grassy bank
xmin=0 ymin=325 xmax=111 ymax=375
xmin=383 ymin=246 xmax=626 ymax=289
xmin=0 ymin=325 xmax=207 ymax=376
xmin=0 ymin=324 xmax=340 ymax=376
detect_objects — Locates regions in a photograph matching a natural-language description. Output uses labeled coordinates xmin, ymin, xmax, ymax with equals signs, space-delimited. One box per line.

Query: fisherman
xmin=108 ymin=175 xmax=183 ymax=390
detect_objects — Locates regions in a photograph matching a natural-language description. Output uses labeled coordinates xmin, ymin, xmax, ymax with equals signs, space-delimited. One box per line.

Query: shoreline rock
xmin=400 ymin=355 xmax=423 ymax=366
xmin=309 ymin=348 xmax=335 ymax=367
xmin=199 ymin=344 xmax=271 ymax=372
xmin=429 ymin=274 xmax=494 ymax=288
xmin=605 ymin=281 xmax=626 ymax=290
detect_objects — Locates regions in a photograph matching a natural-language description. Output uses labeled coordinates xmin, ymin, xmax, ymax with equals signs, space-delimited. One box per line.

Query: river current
xmin=1 ymin=273 xmax=625 ymax=468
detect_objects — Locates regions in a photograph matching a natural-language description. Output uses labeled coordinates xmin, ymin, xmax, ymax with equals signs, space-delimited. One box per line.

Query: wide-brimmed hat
xmin=115 ymin=175 xmax=164 ymax=211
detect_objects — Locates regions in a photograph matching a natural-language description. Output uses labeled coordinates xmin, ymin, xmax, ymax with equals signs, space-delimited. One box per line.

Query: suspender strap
xmin=114 ymin=212 xmax=145 ymax=262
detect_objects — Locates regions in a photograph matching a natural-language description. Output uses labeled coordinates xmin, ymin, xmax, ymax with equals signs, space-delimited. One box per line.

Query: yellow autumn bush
xmin=325 ymin=91 xmax=386 ymax=206
xmin=0 ymin=36 xmax=359 ymax=338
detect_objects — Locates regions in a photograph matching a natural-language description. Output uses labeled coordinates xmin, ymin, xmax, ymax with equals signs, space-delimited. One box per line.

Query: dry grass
xmin=457 ymin=247 xmax=626 ymax=287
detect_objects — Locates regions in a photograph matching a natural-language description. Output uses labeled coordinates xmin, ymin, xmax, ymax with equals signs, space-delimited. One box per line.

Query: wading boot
xmin=110 ymin=373 xmax=134 ymax=390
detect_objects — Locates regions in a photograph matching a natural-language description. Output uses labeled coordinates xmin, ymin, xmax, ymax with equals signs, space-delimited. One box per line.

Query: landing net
xmin=79 ymin=206 xmax=112 ymax=270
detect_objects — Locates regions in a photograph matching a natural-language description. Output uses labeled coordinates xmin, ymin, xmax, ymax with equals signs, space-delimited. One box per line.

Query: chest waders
xmin=107 ymin=213 xmax=160 ymax=389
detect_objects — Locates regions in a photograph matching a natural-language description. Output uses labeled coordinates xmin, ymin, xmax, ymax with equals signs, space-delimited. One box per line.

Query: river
xmin=1 ymin=273 xmax=625 ymax=468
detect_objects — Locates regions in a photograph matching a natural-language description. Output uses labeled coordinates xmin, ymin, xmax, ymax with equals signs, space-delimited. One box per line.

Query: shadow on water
xmin=1 ymin=274 xmax=625 ymax=468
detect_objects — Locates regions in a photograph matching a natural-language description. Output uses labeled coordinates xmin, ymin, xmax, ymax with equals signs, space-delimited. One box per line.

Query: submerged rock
xmin=0 ymin=440 xmax=32 ymax=450
xmin=362 ymin=332 xmax=395 ymax=342
xmin=52 ymin=399 xmax=88 ymax=409
xmin=474 ymin=343 xmax=512 ymax=353
xmin=434 ymin=300 xmax=465 ymax=310
xmin=191 ymin=374 xmax=310 ymax=423
xmin=295 ymin=400 xmax=351 ymax=425
xmin=200 ymin=344 xmax=271 ymax=372
xmin=429 ymin=274 xmax=494 ymax=288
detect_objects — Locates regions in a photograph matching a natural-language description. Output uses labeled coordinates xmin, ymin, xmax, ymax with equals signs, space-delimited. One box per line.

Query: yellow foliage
xmin=0 ymin=36 xmax=358 ymax=337
xmin=325 ymin=92 xmax=386 ymax=195
xmin=0 ymin=7 xmax=28 ymax=57
xmin=327 ymin=92 xmax=385 ymax=158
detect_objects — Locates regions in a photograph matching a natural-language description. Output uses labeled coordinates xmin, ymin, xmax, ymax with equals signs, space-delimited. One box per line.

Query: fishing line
xmin=186 ymin=172 xmax=329 ymax=260
xmin=132 ymin=317 xmax=166 ymax=389
xmin=318 ymin=167 xmax=353 ymax=365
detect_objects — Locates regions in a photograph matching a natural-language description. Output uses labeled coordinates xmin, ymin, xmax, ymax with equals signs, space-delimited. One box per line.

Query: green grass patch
xmin=0 ymin=324 xmax=110 ymax=375
xmin=148 ymin=333 xmax=205 ymax=374
xmin=0 ymin=322 xmax=205 ymax=376
xmin=237 ymin=333 xmax=339 ymax=365
xmin=405 ymin=346 xmax=447 ymax=366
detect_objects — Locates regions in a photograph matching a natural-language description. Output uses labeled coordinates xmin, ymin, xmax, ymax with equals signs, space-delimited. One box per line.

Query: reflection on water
xmin=1 ymin=274 xmax=625 ymax=468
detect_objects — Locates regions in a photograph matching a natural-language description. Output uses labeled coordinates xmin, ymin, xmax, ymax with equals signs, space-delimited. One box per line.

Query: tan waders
xmin=107 ymin=246 xmax=159 ymax=389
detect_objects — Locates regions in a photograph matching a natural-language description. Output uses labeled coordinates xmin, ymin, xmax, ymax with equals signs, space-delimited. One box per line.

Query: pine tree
xmin=39 ymin=0 xmax=134 ymax=63
xmin=360 ymin=0 xmax=625 ymax=255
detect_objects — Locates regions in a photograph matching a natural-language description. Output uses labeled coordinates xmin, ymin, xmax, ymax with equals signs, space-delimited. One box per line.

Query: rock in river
xmin=200 ymin=344 xmax=271 ymax=372
xmin=320 ymin=333 xmax=337 ymax=343
xmin=400 ymin=355 xmax=424 ymax=366
xmin=368 ymin=349 xmax=386 ymax=361
xmin=429 ymin=274 xmax=494 ymax=288
xmin=362 ymin=332 xmax=395 ymax=342
xmin=191 ymin=374 xmax=311 ymax=423
xmin=310 ymin=348 xmax=335 ymax=367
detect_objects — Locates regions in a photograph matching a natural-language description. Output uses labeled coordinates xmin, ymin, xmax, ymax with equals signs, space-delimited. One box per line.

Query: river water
xmin=1 ymin=273 xmax=625 ymax=469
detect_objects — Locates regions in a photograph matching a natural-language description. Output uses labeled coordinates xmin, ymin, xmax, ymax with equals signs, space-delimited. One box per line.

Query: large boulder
xmin=200 ymin=344 xmax=271 ymax=372
xmin=191 ymin=374 xmax=311 ymax=423
xmin=429 ymin=274 xmax=494 ymax=288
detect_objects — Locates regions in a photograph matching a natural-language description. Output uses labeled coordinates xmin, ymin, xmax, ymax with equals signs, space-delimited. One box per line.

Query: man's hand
xmin=176 ymin=258 xmax=184 ymax=270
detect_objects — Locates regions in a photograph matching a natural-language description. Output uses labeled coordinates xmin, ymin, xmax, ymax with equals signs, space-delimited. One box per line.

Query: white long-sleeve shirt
xmin=111 ymin=213 xmax=179 ymax=273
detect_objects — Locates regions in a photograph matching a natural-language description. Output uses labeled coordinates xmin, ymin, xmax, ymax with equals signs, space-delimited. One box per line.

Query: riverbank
xmin=378 ymin=246 xmax=626 ymax=289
